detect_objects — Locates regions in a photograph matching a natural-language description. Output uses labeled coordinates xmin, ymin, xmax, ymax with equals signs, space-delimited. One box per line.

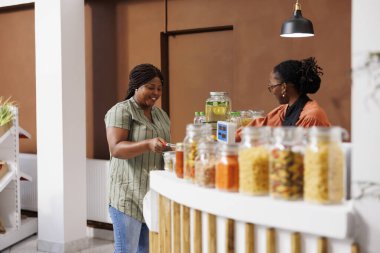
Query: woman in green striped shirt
xmin=105 ymin=64 xmax=170 ymax=253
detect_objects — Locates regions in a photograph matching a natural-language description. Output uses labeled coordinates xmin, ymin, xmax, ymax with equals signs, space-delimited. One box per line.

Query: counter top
xmin=150 ymin=171 xmax=354 ymax=239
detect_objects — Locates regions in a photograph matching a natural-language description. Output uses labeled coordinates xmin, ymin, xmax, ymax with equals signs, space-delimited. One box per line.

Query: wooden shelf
xmin=150 ymin=171 xmax=354 ymax=240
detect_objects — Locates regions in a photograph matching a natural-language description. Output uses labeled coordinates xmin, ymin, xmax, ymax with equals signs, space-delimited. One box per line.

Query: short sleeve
xmin=105 ymin=104 xmax=132 ymax=130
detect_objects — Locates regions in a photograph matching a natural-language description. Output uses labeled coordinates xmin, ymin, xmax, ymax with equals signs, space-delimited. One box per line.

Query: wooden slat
xmin=208 ymin=214 xmax=217 ymax=253
xmin=159 ymin=195 xmax=165 ymax=253
xmin=291 ymin=232 xmax=301 ymax=253
xmin=159 ymin=194 xmax=171 ymax=253
xmin=245 ymin=223 xmax=255 ymax=253
xmin=182 ymin=205 xmax=190 ymax=253
xmin=194 ymin=209 xmax=202 ymax=253
xmin=266 ymin=228 xmax=275 ymax=253
xmin=351 ymin=243 xmax=360 ymax=253
xmin=317 ymin=237 xmax=327 ymax=253
xmin=150 ymin=231 xmax=160 ymax=253
xmin=226 ymin=219 xmax=235 ymax=253
xmin=173 ymin=202 xmax=181 ymax=253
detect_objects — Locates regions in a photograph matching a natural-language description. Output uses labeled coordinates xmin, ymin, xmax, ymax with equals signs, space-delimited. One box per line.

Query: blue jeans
xmin=109 ymin=206 xmax=149 ymax=253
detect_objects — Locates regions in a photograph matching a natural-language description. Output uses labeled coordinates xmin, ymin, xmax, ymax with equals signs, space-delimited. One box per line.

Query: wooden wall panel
xmin=0 ymin=0 xmax=352 ymax=157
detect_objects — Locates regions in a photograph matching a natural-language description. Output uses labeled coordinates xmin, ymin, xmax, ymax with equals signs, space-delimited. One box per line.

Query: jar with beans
xmin=238 ymin=127 xmax=271 ymax=195
xmin=183 ymin=124 xmax=213 ymax=182
xmin=195 ymin=142 xmax=216 ymax=188
xmin=269 ymin=127 xmax=305 ymax=200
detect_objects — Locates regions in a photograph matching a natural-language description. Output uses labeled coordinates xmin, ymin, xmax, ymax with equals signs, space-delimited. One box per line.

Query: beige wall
xmin=0 ymin=0 xmax=351 ymax=158
xmin=0 ymin=6 xmax=36 ymax=153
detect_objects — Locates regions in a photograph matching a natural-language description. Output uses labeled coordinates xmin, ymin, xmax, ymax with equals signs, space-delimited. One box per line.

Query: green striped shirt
xmin=104 ymin=97 xmax=171 ymax=222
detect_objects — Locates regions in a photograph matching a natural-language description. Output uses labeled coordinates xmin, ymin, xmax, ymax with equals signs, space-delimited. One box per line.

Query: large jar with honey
xmin=304 ymin=127 xmax=347 ymax=204
xmin=270 ymin=127 xmax=305 ymax=200
xmin=238 ymin=127 xmax=270 ymax=195
xmin=183 ymin=124 xmax=213 ymax=182
xmin=205 ymin=92 xmax=231 ymax=123
xmin=215 ymin=143 xmax=239 ymax=192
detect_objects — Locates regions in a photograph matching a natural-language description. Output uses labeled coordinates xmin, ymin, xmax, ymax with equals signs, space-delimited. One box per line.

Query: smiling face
xmin=134 ymin=77 xmax=162 ymax=109
xmin=269 ymin=71 xmax=288 ymax=105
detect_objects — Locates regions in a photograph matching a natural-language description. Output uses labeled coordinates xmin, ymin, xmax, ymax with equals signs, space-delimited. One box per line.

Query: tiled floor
xmin=1 ymin=235 xmax=114 ymax=253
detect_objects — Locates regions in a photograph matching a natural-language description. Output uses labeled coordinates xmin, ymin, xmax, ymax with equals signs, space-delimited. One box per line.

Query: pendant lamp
xmin=280 ymin=0 xmax=314 ymax=38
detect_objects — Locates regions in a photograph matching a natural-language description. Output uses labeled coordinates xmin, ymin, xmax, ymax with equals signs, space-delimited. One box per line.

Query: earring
xmin=282 ymin=91 xmax=286 ymax=98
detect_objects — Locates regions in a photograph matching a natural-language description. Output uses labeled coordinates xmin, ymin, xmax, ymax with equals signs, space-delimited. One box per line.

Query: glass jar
xmin=215 ymin=143 xmax=239 ymax=192
xmin=229 ymin=111 xmax=242 ymax=128
xmin=183 ymin=124 xmax=213 ymax=182
xmin=163 ymin=151 xmax=176 ymax=172
xmin=238 ymin=127 xmax=270 ymax=195
xmin=239 ymin=110 xmax=265 ymax=127
xmin=194 ymin=142 xmax=216 ymax=188
xmin=175 ymin=143 xmax=184 ymax=178
xmin=270 ymin=127 xmax=305 ymax=200
xmin=205 ymin=92 xmax=231 ymax=123
xmin=304 ymin=127 xmax=347 ymax=204
xmin=240 ymin=110 xmax=253 ymax=127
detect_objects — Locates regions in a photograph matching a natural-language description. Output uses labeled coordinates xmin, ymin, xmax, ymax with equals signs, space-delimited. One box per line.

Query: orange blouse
xmin=236 ymin=100 xmax=330 ymax=142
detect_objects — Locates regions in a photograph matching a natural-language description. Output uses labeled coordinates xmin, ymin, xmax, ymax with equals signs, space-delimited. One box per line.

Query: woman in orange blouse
xmin=236 ymin=57 xmax=330 ymax=142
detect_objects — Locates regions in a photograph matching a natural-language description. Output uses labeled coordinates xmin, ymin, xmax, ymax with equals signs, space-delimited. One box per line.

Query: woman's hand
xmin=148 ymin=137 xmax=166 ymax=153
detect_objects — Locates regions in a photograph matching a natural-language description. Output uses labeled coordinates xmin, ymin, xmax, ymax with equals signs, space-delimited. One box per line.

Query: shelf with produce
xmin=0 ymin=126 xmax=13 ymax=144
xmin=0 ymin=216 xmax=38 ymax=250
xmin=0 ymin=106 xmax=37 ymax=251
xmin=0 ymin=169 xmax=15 ymax=192
xmin=150 ymin=171 xmax=354 ymax=240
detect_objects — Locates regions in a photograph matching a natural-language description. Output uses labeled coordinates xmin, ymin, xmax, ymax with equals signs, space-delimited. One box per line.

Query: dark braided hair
xmin=125 ymin=63 xmax=164 ymax=100
xmin=273 ymin=57 xmax=323 ymax=94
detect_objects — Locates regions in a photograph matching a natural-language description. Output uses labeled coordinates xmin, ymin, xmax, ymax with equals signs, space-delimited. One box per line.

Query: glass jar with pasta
xmin=195 ymin=142 xmax=216 ymax=188
xmin=304 ymin=127 xmax=347 ymax=204
xmin=238 ymin=127 xmax=271 ymax=195
xmin=270 ymin=127 xmax=305 ymax=200
xmin=183 ymin=124 xmax=213 ymax=182
xmin=216 ymin=143 xmax=239 ymax=192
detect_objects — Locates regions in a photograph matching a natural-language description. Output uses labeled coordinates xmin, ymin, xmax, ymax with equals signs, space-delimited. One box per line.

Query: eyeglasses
xmin=267 ymin=82 xmax=284 ymax=93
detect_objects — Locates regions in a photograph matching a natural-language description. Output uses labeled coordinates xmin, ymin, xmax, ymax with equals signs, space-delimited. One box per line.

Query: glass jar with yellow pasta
xmin=238 ymin=127 xmax=271 ymax=195
xmin=270 ymin=127 xmax=305 ymax=200
xmin=304 ymin=127 xmax=347 ymax=204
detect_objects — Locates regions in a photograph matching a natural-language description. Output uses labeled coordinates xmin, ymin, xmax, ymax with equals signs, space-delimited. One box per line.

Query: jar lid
xmin=230 ymin=111 xmax=241 ymax=117
xmin=218 ymin=143 xmax=239 ymax=154
xmin=273 ymin=127 xmax=305 ymax=143
xmin=242 ymin=126 xmax=271 ymax=140
xmin=307 ymin=126 xmax=349 ymax=141
xmin=210 ymin=91 xmax=228 ymax=96
xmin=198 ymin=142 xmax=216 ymax=152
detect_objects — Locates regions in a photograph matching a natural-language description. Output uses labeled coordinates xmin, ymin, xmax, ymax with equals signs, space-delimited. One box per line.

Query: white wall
xmin=352 ymin=1 xmax=380 ymax=252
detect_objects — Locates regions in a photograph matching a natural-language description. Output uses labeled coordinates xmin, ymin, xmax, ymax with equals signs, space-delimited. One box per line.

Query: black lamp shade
xmin=281 ymin=10 xmax=314 ymax=37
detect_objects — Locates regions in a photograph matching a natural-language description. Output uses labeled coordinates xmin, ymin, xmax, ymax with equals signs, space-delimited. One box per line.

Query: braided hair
xmin=125 ymin=63 xmax=164 ymax=100
xmin=273 ymin=57 xmax=323 ymax=94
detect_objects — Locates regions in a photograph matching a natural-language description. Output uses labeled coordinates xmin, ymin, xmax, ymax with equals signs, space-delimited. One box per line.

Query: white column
xmin=35 ymin=0 xmax=87 ymax=252
xmin=352 ymin=1 xmax=380 ymax=252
